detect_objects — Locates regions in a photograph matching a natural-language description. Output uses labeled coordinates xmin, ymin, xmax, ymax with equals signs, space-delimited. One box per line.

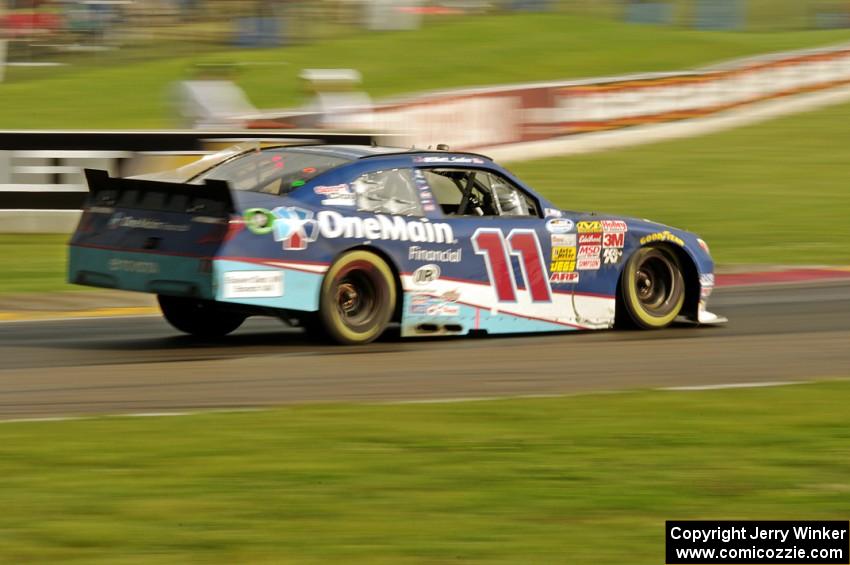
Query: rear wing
xmin=83 ymin=169 xmax=235 ymax=217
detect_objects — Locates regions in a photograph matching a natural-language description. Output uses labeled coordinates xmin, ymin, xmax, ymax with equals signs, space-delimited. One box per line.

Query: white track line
xmin=659 ymin=381 xmax=806 ymax=392
xmin=0 ymin=381 xmax=830 ymax=423
xmin=0 ymin=314 xmax=160 ymax=325
xmin=0 ymin=407 xmax=263 ymax=424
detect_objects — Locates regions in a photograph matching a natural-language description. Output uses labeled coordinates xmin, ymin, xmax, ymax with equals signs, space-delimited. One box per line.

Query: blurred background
xmin=1 ymin=3 xmax=850 ymax=563
xmin=1 ymin=0 xmax=849 ymax=266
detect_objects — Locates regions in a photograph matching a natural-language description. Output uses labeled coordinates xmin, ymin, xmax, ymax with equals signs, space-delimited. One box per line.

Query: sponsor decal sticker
xmin=550 ymin=246 xmax=577 ymax=273
xmin=602 ymin=232 xmax=625 ymax=248
xmin=602 ymin=248 xmax=623 ymax=264
xmin=314 ymin=184 xmax=355 ymax=206
xmin=409 ymin=292 xmax=460 ymax=317
xmin=577 ymin=220 xmax=602 ymax=233
xmin=322 ymin=198 xmax=355 ymax=207
xmin=271 ymin=207 xmax=319 ymax=250
xmin=601 ymin=220 xmax=628 ymax=233
xmin=313 ymin=183 xmax=350 ymax=196
xmin=544 ymin=207 xmax=563 ymax=218
xmin=578 ymin=245 xmax=601 ymax=258
xmin=107 ymin=212 xmax=190 ymax=233
xmin=408 ymin=246 xmax=462 ymax=263
xmin=545 ymin=218 xmax=574 ymax=234
xmin=549 ymin=271 xmax=579 ymax=284
xmin=412 ymin=264 xmax=441 ymax=285
xmin=109 ymin=258 xmax=159 ymax=274
xmin=551 ymin=233 xmax=576 ymax=247
xmin=412 ymin=156 xmax=485 ymax=164
xmin=223 ymin=271 xmax=284 ymax=299
xmin=700 ymin=273 xmax=715 ymax=298
xmin=244 ymin=208 xmax=275 ymax=235
xmin=428 ymin=303 xmax=460 ymax=316
xmin=270 ymin=208 xmax=456 ymax=250
xmin=578 ymin=232 xmax=602 ymax=245
xmin=317 ymin=210 xmax=455 ymax=244
xmin=441 ymin=289 xmax=460 ymax=303
xmin=577 ymin=257 xmax=601 ymax=270
xmin=640 ymin=231 xmax=685 ymax=246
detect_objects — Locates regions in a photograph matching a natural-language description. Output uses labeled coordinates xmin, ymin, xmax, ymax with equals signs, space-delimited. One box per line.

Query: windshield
xmin=194 ymin=147 xmax=351 ymax=195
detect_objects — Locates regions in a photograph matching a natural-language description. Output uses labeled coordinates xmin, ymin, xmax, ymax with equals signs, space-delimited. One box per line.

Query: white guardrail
xmin=0 ymin=131 xmax=383 ymax=233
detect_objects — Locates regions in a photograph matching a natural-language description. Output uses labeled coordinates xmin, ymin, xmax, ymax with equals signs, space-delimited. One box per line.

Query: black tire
xmin=618 ymin=246 xmax=685 ymax=329
xmin=157 ymin=295 xmax=246 ymax=337
xmin=315 ymin=250 xmax=396 ymax=345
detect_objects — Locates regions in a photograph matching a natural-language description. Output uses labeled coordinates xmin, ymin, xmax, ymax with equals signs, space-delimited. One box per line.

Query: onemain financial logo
xmin=271 ymin=207 xmax=455 ymax=250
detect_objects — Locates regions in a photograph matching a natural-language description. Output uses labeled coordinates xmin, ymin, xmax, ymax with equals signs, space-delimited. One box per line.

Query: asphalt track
xmin=1 ymin=281 xmax=849 ymax=419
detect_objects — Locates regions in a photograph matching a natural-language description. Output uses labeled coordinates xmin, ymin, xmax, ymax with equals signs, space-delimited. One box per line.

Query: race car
xmin=68 ymin=143 xmax=725 ymax=344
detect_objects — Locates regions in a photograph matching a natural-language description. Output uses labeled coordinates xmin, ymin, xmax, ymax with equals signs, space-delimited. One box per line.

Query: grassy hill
xmin=3 ymin=13 xmax=850 ymax=128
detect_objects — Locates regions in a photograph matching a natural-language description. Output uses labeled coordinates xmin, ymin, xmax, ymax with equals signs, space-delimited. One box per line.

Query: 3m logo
xmin=603 ymin=232 xmax=625 ymax=248
xmin=272 ymin=207 xmax=318 ymax=250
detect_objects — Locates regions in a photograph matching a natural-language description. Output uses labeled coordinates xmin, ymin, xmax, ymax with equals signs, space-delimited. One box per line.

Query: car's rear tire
xmin=316 ymin=250 xmax=396 ymax=345
xmin=619 ymin=246 xmax=685 ymax=329
xmin=158 ymin=295 xmax=246 ymax=337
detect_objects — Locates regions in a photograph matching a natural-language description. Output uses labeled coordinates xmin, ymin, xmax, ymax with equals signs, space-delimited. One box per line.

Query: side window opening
xmin=352 ymin=168 xmax=423 ymax=217
xmin=418 ymin=168 xmax=540 ymax=218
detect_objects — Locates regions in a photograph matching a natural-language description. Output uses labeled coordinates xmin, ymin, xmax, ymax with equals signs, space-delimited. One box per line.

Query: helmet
xmin=493 ymin=181 xmax=525 ymax=216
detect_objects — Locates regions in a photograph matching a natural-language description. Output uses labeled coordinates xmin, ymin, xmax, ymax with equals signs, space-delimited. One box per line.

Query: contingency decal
xmin=550 ymin=232 xmax=578 ymax=284
xmin=413 ymin=169 xmax=437 ymax=212
xmin=601 ymin=220 xmax=627 ymax=265
xmin=576 ymin=219 xmax=628 ymax=269
xmin=314 ymin=184 xmax=355 ymax=207
xmin=222 ymin=271 xmax=284 ymax=299
xmin=408 ymin=291 xmax=461 ymax=317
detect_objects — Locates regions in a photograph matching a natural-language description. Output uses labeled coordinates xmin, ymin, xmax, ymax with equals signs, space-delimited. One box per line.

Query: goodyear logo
xmin=640 ymin=231 xmax=684 ymax=247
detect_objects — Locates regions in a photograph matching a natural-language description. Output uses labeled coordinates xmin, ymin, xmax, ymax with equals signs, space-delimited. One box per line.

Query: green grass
xmin=4 ymin=13 xmax=850 ymax=128
xmin=509 ymin=99 xmax=850 ymax=265
xmin=0 ymin=234 xmax=82 ymax=293
xmin=1 ymin=381 xmax=848 ymax=563
xmin=559 ymin=0 xmax=850 ymax=31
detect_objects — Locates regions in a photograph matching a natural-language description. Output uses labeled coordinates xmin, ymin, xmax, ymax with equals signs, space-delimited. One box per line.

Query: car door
xmin=414 ymin=166 xmax=580 ymax=332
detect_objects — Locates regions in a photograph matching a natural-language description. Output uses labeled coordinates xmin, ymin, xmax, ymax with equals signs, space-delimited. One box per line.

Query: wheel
xmin=157 ymin=295 xmax=246 ymax=337
xmin=316 ymin=250 xmax=396 ymax=345
xmin=619 ymin=246 xmax=685 ymax=329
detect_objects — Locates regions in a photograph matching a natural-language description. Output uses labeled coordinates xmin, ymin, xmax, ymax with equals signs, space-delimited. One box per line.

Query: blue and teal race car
xmin=68 ymin=143 xmax=725 ymax=344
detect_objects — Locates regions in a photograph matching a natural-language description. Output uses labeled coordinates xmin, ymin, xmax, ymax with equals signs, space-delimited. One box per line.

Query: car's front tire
xmin=158 ymin=295 xmax=246 ymax=337
xmin=315 ymin=250 xmax=396 ymax=345
xmin=619 ymin=246 xmax=685 ymax=329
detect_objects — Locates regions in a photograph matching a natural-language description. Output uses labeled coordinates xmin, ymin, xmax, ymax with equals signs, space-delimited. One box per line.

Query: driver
xmin=493 ymin=181 xmax=526 ymax=216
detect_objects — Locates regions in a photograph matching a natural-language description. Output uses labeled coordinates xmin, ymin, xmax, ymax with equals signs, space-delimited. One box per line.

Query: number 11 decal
xmin=472 ymin=228 xmax=552 ymax=303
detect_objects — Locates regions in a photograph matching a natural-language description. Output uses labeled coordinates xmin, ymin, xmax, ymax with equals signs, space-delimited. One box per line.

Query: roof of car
xmin=280 ymin=144 xmax=493 ymax=162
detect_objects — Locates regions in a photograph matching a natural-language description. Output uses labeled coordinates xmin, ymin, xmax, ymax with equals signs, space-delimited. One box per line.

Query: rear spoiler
xmin=83 ymin=169 xmax=235 ymax=217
